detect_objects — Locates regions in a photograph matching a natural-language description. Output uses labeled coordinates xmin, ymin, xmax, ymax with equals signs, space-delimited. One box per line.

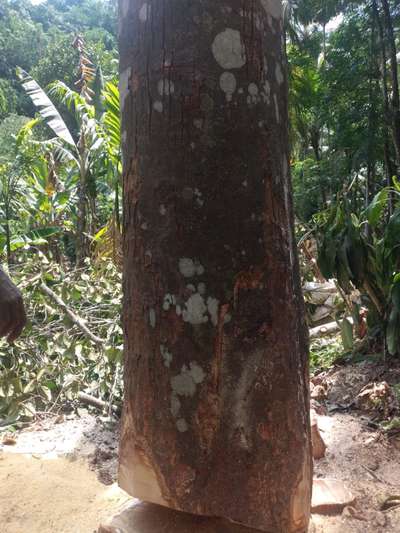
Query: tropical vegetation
xmin=0 ymin=0 xmax=399 ymax=423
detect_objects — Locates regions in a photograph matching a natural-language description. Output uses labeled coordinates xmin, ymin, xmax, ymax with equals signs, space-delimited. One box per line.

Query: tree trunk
xmin=372 ymin=0 xmax=397 ymax=199
xmin=119 ymin=2 xmax=312 ymax=532
xmin=76 ymin=149 xmax=89 ymax=266
xmin=380 ymin=0 xmax=400 ymax=169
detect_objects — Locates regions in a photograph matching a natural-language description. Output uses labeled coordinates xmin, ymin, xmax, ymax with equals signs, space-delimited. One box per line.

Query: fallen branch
xmin=309 ymin=321 xmax=339 ymax=339
xmin=309 ymin=317 xmax=353 ymax=339
xmin=77 ymin=392 xmax=118 ymax=414
xmin=40 ymin=282 xmax=104 ymax=345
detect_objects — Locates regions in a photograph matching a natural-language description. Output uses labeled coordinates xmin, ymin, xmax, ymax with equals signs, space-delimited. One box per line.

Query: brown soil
xmin=1 ymin=360 xmax=400 ymax=532
xmin=0 ymin=453 xmax=129 ymax=533
xmin=0 ymin=414 xmax=127 ymax=533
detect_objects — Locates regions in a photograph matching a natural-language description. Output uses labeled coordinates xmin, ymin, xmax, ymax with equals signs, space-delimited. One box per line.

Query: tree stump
xmin=119 ymin=1 xmax=312 ymax=531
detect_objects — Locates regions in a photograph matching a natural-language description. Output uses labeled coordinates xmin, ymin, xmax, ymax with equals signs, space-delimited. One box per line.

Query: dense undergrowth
xmin=0 ymin=256 xmax=122 ymax=428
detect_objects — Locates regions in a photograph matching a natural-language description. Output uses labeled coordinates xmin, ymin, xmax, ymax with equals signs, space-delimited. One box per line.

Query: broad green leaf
xmin=17 ymin=68 xmax=75 ymax=146
xmin=386 ymin=308 xmax=400 ymax=356
xmin=339 ymin=317 xmax=354 ymax=352
xmin=364 ymin=188 xmax=388 ymax=227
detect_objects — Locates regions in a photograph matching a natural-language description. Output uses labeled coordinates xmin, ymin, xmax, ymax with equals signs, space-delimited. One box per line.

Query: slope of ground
xmin=1 ymin=358 xmax=400 ymax=533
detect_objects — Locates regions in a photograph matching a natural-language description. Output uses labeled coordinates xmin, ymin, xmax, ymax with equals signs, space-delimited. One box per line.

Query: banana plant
xmin=17 ymin=68 xmax=105 ymax=265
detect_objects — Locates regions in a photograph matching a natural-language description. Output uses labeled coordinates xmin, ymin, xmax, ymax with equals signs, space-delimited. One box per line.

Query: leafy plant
xmin=315 ymin=185 xmax=400 ymax=356
xmin=0 ymin=257 xmax=122 ymax=426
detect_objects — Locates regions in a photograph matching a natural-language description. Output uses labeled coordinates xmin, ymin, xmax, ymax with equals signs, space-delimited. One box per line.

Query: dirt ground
xmin=0 ymin=415 xmax=128 ymax=533
xmin=1 ymin=360 xmax=400 ymax=533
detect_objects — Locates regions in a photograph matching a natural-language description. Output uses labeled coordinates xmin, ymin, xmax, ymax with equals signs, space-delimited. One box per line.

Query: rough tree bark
xmin=119 ymin=1 xmax=312 ymax=532
xmin=380 ymin=0 xmax=400 ymax=169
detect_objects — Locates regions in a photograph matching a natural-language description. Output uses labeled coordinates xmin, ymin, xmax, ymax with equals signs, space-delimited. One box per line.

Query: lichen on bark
xmin=119 ymin=1 xmax=311 ymax=531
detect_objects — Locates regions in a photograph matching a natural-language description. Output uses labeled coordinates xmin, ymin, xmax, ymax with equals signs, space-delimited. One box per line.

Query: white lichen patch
xmin=176 ymin=418 xmax=188 ymax=432
xmin=247 ymin=83 xmax=260 ymax=105
xmin=194 ymin=188 xmax=204 ymax=207
xmin=180 ymin=258 xmax=195 ymax=278
xmin=275 ymin=62 xmax=284 ymax=85
xmin=273 ymin=93 xmax=280 ymax=123
xmin=189 ymin=361 xmax=206 ymax=384
xmin=149 ymin=308 xmax=156 ymax=329
xmin=160 ymin=344 xmax=173 ymax=367
xmin=193 ymin=118 xmax=203 ymax=129
xmin=260 ymin=0 xmax=283 ymax=20
xmin=159 ymin=204 xmax=167 ymax=215
xmin=179 ymin=258 xmax=204 ymax=278
xmin=139 ymin=3 xmax=150 ymax=22
xmin=242 ymin=180 xmax=248 ymax=187
xmin=182 ymin=293 xmax=208 ymax=325
xmin=221 ymin=5 xmax=232 ymax=14
xmin=170 ymin=362 xmax=206 ymax=401
xmin=212 ymin=29 xmax=246 ymax=70
xmin=261 ymin=79 xmax=271 ymax=103
xmin=247 ymin=83 xmax=261 ymax=105
xmin=170 ymin=393 xmax=181 ymax=417
xmin=248 ymin=83 xmax=258 ymax=96
xmin=153 ymin=100 xmax=163 ymax=113
xmin=197 ymin=282 xmax=206 ymax=295
xmin=171 ymin=365 xmax=197 ymax=397
xmin=163 ymin=293 xmax=176 ymax=311
xmin=282 ymin=154 xmax=288 ymax=178
xmin=207 ymin=297 xmax=219 ymax=326
xmin=119 ymin=67 xmax=131 ymax=112
xmin=219 ymin=72 xmax=237 ymax=102
xmin=157 ymin=79 xmax=175 ymax=97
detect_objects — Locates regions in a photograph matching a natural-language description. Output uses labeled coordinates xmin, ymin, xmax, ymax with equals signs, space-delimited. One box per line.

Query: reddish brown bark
xmin=119 ymin=1 xmax=311 ymax=531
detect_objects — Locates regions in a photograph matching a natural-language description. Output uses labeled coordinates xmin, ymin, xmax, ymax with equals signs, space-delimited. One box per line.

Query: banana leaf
xmin=17 ymin=68 xmax=75 ymax=147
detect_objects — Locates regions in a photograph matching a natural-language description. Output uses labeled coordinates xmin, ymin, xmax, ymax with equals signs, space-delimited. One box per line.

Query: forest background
xmin=0 ymin=0 xmax=399 ymax=427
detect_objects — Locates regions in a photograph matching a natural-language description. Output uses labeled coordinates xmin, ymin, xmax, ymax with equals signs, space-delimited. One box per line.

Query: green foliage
xmin=0 ymin=257 xmax=122 ymax=424
xmin=310 ymin=337 xmax=343 ymax=372
xmin=315 ymin=187 xmax=400 ymax=356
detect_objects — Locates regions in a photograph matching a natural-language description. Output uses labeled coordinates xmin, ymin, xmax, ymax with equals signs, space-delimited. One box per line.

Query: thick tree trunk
xmin=119 ymin=1 xmax=311 ymax=532
xmin=380 ymin=0 xmax=400 ymax=169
